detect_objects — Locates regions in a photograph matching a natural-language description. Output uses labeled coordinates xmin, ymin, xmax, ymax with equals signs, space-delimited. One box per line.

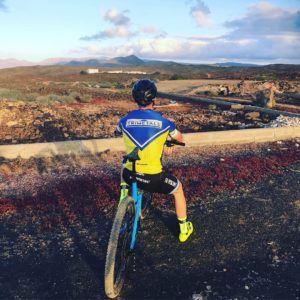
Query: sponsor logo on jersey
xmin=126 ymin=119 xmax=162 ymax=129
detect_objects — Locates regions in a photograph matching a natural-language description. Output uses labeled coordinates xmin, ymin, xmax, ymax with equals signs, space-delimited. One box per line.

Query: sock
xmin=178 ymin=217 xmax=188 ymax=234
xmin=119 ymin=182 xmax=129 ymax=202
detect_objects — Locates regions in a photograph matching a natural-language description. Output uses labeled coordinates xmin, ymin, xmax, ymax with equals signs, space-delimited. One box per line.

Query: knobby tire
xmin=104 ymin=196 xmax=135 ymax=298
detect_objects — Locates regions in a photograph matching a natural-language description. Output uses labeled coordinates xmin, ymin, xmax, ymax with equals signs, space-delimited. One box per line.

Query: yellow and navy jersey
xmin=116 ymin=109 xmax=177 ymax=174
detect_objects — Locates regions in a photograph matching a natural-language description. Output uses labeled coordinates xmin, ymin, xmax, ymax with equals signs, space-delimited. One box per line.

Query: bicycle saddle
xmin=123 ymin=147 xmax=140 ymax=162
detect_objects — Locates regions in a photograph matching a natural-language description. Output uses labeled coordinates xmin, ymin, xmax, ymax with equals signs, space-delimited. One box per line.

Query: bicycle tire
xmin=104 ymin=196 xmax=135 ymax=298
xmin=140 ymin=191 xmax=153 ymax=220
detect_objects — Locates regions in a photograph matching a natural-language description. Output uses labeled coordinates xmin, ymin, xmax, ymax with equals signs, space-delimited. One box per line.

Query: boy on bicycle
xmin=116 ymin=79 xmax=193 ymax=242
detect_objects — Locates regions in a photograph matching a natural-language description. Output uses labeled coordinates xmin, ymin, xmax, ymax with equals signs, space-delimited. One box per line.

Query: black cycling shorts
xmin=123 ymin=168 xmax=180 ymax=195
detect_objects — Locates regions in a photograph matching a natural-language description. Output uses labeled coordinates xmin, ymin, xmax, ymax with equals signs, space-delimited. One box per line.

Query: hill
xmin=215 ymin=62 xmax=258 ymax=68
xmin=62 ymin=56 xmax=261 ymax=68
xmin=0 ymin=58 xmax=34 ymax=69
xmin=0 ymin=60 xmax=299 ymax=83
xmin=63 ymin=55 xmax=145 ymax=67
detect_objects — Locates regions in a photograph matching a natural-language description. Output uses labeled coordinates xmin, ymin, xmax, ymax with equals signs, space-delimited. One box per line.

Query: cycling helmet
xmin=132 ymin=79 xmax=157 ymax=106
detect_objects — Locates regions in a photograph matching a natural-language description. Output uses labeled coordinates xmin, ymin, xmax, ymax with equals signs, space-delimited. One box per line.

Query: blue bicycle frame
xmin=129 ymin=180 xmax=142 ymax=250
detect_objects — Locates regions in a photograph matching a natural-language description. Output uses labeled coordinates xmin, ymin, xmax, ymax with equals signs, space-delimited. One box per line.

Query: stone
xmin=6 ymin=121 xmax=19 ymax=127
xmin=230 ymin=104 xmax=244 ymax=111
xmin=245 ymin=112 xmax=261 ymax=121
xmin=208 ymin=104 xmax=217 ymax=110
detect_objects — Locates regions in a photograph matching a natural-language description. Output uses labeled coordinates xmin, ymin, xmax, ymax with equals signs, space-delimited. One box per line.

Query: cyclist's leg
xmin=123 ymin=169 xmax=193 ymax=242
xmin=170 ymin=181 xmax=193 ymax=242
xmin=158 ymin=173 xmax=193 ymax=242
xmin=171 ymin=182 xmax=186 ymax=218
xmin=119 ymin=164 xmax=129 ymax=202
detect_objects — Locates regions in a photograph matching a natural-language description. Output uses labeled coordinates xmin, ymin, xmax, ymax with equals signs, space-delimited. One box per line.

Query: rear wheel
xmin=140 ymin=191 xmax=153 ymax=220
xmin=104 ymin=196 xmax=135 ymax=298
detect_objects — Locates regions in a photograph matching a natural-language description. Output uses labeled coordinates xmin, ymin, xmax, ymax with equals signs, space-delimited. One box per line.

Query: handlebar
xmin=165 ymin=139 xmax=185 ymax=147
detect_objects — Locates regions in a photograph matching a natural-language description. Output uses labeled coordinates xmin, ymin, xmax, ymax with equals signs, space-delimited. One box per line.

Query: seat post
xmin=132 ymin=160 xmax=136 ymax=175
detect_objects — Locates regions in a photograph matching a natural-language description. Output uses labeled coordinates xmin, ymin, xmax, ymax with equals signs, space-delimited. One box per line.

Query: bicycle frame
xmin=130 ymin=180 xmax=142 ymax=250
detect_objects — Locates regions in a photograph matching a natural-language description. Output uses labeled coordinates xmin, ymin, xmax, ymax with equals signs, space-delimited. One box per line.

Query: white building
xmin=86 ymin=68 xmax=99 ymax=74
xmin=101 ymin=70 xmax=147 ymax=74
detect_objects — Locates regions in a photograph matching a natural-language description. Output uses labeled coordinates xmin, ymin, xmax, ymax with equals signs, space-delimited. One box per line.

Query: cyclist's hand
xmin=164 ymin=145 xmax=175 ymax=155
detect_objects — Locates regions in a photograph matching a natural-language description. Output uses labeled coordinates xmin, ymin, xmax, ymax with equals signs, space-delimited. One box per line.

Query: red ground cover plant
xmin=0 ymin=198 xmax=17 ymax=216
xmin=90 ymin=97 xmax=107 ymax=105
xmin=1 ymin=142 xmax=299 ymax=231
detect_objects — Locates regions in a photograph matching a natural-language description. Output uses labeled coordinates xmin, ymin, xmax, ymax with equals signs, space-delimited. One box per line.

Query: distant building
xmin=105 ymin=70 xmax=123 ymax=74
xmin=101 ymin=70 xmax=147 ymax=74
xmin=86 ymin=68 xmax=99 ymax=74
xmin=127 ymin=71 xmax=147 ymax=74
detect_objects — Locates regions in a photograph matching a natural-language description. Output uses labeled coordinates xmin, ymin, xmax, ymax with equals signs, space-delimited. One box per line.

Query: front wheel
xmin=104 ymin=196 xmax=135 ymax=298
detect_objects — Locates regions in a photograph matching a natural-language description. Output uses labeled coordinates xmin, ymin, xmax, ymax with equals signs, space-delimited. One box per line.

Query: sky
xmin=0 ymin=0 xmax=299 ymax=64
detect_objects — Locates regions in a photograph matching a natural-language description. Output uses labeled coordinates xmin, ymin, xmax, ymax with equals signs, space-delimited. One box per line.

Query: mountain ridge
xmin=1 ymin=54 xmax=299 ymax=70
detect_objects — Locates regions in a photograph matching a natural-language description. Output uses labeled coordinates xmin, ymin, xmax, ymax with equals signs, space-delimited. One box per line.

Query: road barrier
xmin=157 ymin=92 xmax=300 ymax=118
xmin=1 ymin=127 xmax=300 ymax=159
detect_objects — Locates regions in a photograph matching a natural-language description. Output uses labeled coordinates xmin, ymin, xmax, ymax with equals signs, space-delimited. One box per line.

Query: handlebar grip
xmin=165 ymin=140 xmax=185 ymax=147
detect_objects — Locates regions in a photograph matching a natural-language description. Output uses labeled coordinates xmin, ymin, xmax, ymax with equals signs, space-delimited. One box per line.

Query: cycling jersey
xmin=116 ymin=109 xmax=177 ymax=174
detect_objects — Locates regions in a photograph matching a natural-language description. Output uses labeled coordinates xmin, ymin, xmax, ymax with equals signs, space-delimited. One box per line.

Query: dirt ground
xmin=0 ymin=98 xmax=276 ymax=145
xmin=0 ymin=140 xmax=300 ymax=299
xmin=1 ymin=77 xmax=300 ymax=145
xmin=156 ymin=79 xmax=300 ymax=97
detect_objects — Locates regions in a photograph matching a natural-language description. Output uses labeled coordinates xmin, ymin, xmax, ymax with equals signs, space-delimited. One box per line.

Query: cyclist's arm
xmin=167 ymin=117 xmax=183 ymax=143
xmin=170 ymin=129 xmax=184 ymax=143
xmin=114 ymin=123 xmax=122 ymax=136
xmin=165 ymin=129 xmax=183 ymax=155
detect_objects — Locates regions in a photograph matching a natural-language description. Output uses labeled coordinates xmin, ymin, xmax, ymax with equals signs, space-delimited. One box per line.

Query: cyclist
xmin=116 ymin=79 xmax=193 ymax=242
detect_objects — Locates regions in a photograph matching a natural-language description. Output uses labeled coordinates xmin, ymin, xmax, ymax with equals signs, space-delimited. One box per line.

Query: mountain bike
xmin=104 ymin=139 xmax=185 ymax=298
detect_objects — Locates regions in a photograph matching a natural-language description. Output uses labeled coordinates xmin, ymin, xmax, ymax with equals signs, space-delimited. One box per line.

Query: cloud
xmin=139 ymin=26 xmax=160 ymax=34
xmin=190 ymin=0 xmax=213 ymax=27
xmin=80 ymin=26 xmax=136 ymax=40
xmin=80 ymin=8 xmax=135 ymax=40
xmin=224 ymin=2 xmax=300 ymax=37
xmin=104 ymin=8 xmax=130 ymax=26
xmin=81 ymin=7 xmax=164 ymax=41
xmin=0 ymin=0 xmax=7 ymax=10
xmin=79 ymin=2 xmax=300 ymax=63
xmin=80 ymin=38 xmax=209 ymax=60
xmin=80 ymin=32 xmax=300 ymax=63
xmin=220 ymin=2 xmax=300 ymax=61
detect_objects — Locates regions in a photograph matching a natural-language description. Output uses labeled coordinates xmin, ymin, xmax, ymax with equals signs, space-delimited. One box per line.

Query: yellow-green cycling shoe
xmin=179 ymin=221 xmax=193 ymax=242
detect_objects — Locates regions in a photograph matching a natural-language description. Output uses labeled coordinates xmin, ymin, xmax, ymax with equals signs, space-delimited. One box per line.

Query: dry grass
xmin=156 ymin=79 xmax=244 ymax=93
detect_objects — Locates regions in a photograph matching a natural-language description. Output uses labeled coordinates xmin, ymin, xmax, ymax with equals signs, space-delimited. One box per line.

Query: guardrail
xmin=157 ymin=92 xmax=300 ymax=119
xmin=1 ymin=127 xmax=300 ymax=159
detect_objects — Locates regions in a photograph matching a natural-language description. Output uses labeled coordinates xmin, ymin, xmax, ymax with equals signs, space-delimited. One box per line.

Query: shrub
xmin=36 ymin=95 xmax=54 ymax=105
xmin=24 ymin=93 xmax=39 ymax=102
xmin=79 ymin=95 xmax=92 ymax=103
xmin=69 ymin=92 xmax=81 ymax=100
xmin=35 ymin=94 xmax=74 ymax=105
xmin=0 ymin=88 xmax=23 ymax=101
xmin=255 ymin=74 xmax=278 ymax=82
xmin=99 ymin=81 xmax=115 ymax=88
xmin=169 ymin=74 xmax=185 ymax=80
xmin=61 ymin=95 xmax=76 ymax=104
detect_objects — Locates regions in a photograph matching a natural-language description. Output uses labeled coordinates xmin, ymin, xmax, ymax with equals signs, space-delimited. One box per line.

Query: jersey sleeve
xmin=167 ymin=119 xmax=177 ymax=137
xmin=115 ymin=119 xmax=123 ymax=135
